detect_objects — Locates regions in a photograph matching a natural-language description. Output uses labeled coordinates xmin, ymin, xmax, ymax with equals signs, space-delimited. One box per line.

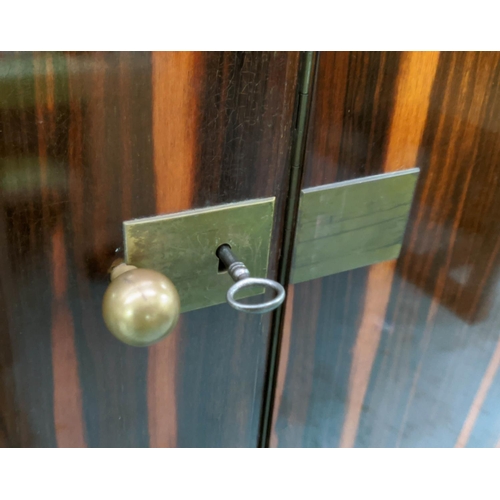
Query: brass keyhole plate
xmin=124 ymin=198 xmax=275 ymax=313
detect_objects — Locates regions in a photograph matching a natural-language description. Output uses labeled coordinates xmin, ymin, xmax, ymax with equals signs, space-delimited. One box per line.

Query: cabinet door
xmin=270 ymin=52 xmax=500 ymax=447
xmin=0 ymin=52 xmax=299 ymax=447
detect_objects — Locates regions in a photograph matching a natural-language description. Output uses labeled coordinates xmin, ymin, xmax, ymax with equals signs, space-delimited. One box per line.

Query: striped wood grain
xmin=0 ymin=51 xmax=300 ymax=447
xmin=271 ymin=51 xmax=500 ymax=448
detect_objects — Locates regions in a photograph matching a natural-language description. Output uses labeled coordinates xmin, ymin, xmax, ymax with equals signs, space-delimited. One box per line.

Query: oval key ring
xmin=216 ymin=244 xmax=286 ymax=314
xmin=227 ymin=277 xmax=286 ymax=314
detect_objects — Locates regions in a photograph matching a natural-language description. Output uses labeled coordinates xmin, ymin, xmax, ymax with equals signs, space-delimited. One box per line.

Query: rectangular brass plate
xmin=124 ymin=198 xmax=275 ymax=313
xmin=290 ymin=169 xmax=420 ymax=284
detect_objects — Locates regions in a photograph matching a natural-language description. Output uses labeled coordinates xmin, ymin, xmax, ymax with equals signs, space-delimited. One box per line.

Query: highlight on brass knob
xmin=102 ymin=261 xmax=180 ymax=347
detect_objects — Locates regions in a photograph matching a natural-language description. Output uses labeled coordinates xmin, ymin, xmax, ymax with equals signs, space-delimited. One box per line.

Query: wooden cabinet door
xmin=0 ymin=52 xmax=299 ymax=447
xmin=270 ymin=52 xmax=500 ymax=447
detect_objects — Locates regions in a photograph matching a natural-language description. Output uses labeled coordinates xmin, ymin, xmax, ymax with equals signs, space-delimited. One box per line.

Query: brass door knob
xmin=102 ymin=262 xmax=180 ymax=347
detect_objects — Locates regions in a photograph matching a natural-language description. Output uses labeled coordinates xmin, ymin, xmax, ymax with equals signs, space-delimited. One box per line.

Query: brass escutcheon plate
xmin=124 ymin=198 xmax=275 ymax=313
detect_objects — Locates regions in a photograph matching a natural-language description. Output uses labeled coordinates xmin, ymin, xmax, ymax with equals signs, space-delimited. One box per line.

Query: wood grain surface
xmin=270 ymin=51 xmax=500 ymax=447
xmin=0 ymin=51 xmax=300 ymax=447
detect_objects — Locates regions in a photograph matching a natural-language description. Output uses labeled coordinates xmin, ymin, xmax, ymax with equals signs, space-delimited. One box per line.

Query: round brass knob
xmin=102 ymin=262 xmax=180 ymax=347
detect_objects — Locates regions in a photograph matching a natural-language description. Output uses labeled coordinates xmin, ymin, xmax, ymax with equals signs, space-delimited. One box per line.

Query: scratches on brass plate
xmin=290 ymin=169 xmax=420 ymax=284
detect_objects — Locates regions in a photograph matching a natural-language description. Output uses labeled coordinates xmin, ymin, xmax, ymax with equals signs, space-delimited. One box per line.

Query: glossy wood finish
xmin=0 ymin=51 xmax=299 ymax=447
xmin=271 ymin=52 xmax=500 ymax=447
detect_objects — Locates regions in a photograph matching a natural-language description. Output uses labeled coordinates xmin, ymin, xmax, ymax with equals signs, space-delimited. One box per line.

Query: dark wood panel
xmin=271 ymin=51 xmax=500 ymax=447
xmin=0 ymin=51 xmax=300 ymax=447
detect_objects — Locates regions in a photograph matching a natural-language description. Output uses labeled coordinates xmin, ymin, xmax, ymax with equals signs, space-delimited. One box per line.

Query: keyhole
xmin=216 ymin=244 xmax=231 ymax=274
